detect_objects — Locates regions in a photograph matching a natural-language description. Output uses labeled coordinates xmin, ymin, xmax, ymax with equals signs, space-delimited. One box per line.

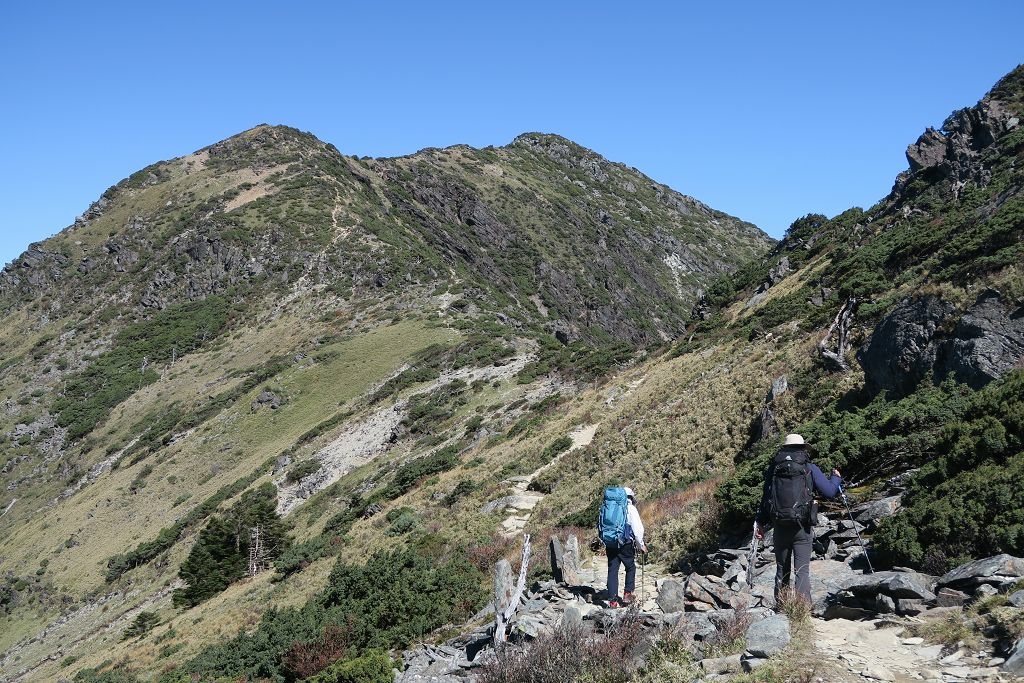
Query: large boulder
xmin=1004 ymin=638 xmax=1024 ymax=675
xmin=938 ymin=554 xmax=1024 ymax=590
xmin=744 ymin=614 xmax=791 ymax=658
xmin=906 ymin=127 xmax=950 ymax=172
xmin=664 ymin=611 xmax=718 ymax=640
xmin=901 ymin=97 xmax=1020 ymax=189
xmin=840 ymin=571 xmax=937 ymax=602
xmin=685 ymin=574 xmax=733 ymax=609
xmin=941 ymin=289 xmax=1024 ymax=389
xmin=857 ymin=296 xmax=954 ymax=396
xmin=859 ymin=291 xmax=1024 ymax=398
xmin=852 ymin=495 xmax=902 ymax=526
xmin=810 ymin=559 xmax=860 ymax=615
xmin=656 ymin=578 xmax=688 ymax=614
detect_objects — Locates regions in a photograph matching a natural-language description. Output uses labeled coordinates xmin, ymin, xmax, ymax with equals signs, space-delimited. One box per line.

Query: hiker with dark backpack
xmin=754 ymin=434 xmax=842 ymax=605
xmin=597 ymin=486 xmax=646 ymax=608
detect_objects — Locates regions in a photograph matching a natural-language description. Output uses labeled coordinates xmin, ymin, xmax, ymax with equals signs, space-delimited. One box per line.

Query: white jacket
xmin=627 ymin=501 xmax=645 ymax=546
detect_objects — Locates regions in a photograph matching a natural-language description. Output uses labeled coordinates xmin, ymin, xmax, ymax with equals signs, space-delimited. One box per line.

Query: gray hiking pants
xmin=773 ymin=523 xmax=813 ymax=604
xmin=606 ymin=542 xmax=636 ymax=598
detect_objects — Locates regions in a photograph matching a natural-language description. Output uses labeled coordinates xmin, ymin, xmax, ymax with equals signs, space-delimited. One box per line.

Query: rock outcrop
xmin=941 ymin=290 xmax=1024 ymax=389
xmin=857 ymin=296 xmax=954 ymax=396
xmin=900 ymin=89 xmax=1020 ymax=192
xmin=858 ymin=290 xmax=1024 ymax=396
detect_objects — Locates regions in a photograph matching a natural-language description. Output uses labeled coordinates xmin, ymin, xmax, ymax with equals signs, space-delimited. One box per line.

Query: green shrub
xmin=178 ymin=545 xmax=485 ymax=681
xmin=403 ymin=380 xmax=468 ymax=434
xmin=873 ymin=371 xmax=1024 ymax=572
xmin=541 ymin=435 xmax=573 ymax=462
xmin=274 ymin=535 xmax=338 ymax=579
xmin=54 ymin=297 xmax=231 ymax=440
xmin=382 ymin=444 xmax=461 ymax=500
xmin=122 ymin=611 xmax=160 ymax=640
xmin=442 ymin=479 xmax=477 ymax=506
xmin=305 ymin=649 xmax=392 ymax=683
xmin=104 ymin=466 xmax=265 ymax=582
xmin=286 ymin=459 xmax=323 ymax=484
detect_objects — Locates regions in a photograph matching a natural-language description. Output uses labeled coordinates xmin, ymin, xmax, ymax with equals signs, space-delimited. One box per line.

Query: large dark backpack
xmin=598 ymin=487 xmax=629 ymax=546
xmin=769 ymin=449 xmax=813 ymax=526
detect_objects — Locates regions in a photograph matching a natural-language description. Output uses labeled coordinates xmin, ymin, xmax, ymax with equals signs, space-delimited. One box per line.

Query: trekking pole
xmin=640 ymin=547 xmax=645 ymax=605
xmin=837 ymin=483 xmax=874 ymax=574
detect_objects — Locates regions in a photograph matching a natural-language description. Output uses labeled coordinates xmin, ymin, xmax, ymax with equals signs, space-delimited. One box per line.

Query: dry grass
xmin=640 ymin=478 xmax=724 ymax=567
xmin=640 ymin=478 xmax=721 ymax=531
xmin=479 ymin=608 xmax=648 ymax=683
xmin=909 ymin=610 xmax=982 ymax=651
xmin=776 ymin=588 xmax=812 ymax=628
xmin=703 ymin=608 xmax=752 ymax=657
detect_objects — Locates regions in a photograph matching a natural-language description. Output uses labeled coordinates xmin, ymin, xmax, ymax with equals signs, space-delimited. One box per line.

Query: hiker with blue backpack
xmin=597 ymin=486 xmax=647 ymax=608
xmin=754 ymin=433 xmax=842 ymax=605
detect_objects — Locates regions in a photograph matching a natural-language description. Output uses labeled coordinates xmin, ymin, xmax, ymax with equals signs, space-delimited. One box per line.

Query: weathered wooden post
xmin=493 ymin=533 xmax=531 ymax=646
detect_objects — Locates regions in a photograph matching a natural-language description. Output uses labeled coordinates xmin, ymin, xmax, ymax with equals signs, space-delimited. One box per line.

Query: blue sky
xmin=1 ymin=1 xmax=1021 ymax=266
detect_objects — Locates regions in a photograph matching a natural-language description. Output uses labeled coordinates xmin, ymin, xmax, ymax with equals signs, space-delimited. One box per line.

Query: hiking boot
xmin=622 ymin=591 xmax=636 ymax=605
xmin=607 ymin=599 xmax=621 ymax=608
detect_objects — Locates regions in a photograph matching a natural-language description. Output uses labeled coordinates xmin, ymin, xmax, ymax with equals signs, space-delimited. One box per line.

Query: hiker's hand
xmin=754 ymin=523 xmax=764 ymax=540
xmin=640 ymin=543 xmax=648 ymax=554
xmin=832 ymin=468 xmax=841 ymax=478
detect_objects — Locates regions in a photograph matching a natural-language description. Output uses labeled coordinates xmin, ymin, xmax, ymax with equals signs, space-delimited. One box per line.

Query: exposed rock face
xmin=852 ymin=495 xmax=903 ymax=528
xmin=840 ymin=571 xmax=937 ymax=602
xmin=857 ymin=296 xmax=954 ymax=396
xmin=250 ymin=390 xmax=282 ymax=412
xmin=906 ymin=127 xmax=951 ymax=172
xmin=941 ymin=290 xmax=1024 ymax=389
xmin=1005 ymin=638 xmax=1024 ymax=675
xmin=0 ymin=126 xmax=772 ymax=346
xmin=756 ymin=375 xmax=789 ymax=441
xmin=858 ymin=290 xmax=1024 ymax=396
xmin=2 ymin=244 xmax=70 ymax=287
xmin=744 ymin=613 xmax=791 ymax=658
xmin=767 ymin=256 xmax=791 ymax=285
xmin=901 ymin=96 xmax=1020 ymax=191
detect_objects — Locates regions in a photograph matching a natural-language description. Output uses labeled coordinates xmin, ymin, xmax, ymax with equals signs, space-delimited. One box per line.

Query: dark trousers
xmin=773 ymin=523 xmax=813 ymax=604
xmin=606 ymin=542 xmax=636 ymax=598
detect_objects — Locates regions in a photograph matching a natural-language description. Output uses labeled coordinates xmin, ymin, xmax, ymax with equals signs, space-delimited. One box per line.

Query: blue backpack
xmin=598 ymin=487 xmax=629 ymax=546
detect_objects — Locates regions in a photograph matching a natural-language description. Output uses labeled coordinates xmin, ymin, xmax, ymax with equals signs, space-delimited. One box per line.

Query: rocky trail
xmin=398 ymin=485 xmax=1024 ymax=682
xmin=814 ymin=616 xmax=1011 ymax=683
xmin=492 ymin=422 xmax=600 ymax=537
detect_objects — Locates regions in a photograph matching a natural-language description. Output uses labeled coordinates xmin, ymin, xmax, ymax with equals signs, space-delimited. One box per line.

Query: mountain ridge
xmin=1 ymin=125 xmax=772 ymax=346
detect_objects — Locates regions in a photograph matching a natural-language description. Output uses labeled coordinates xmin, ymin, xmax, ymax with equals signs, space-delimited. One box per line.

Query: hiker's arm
xmin=809 ymin=463 xmax=842 ymax=498
xmin=628 ymin=505 xmax=645 ymax=548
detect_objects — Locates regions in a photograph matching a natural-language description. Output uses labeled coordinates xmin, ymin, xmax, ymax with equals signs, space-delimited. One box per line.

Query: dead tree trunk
xmin=493 ymin=533 xmax=531 ymax=647
xmin=818 ymin=297 xmax=857 ymax=372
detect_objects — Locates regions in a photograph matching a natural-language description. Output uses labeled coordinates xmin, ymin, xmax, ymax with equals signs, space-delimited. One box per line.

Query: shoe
xmin=607 ymin=599 xmax=620 ymax=608
xmin=622 ymin=592 xmax=635 ymax=605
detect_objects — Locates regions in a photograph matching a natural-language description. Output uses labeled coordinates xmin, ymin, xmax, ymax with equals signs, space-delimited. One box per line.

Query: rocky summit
xmin=1 ymin=66 xmax=1024 ymax=683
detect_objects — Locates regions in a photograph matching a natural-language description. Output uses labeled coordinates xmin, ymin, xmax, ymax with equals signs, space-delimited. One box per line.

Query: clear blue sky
xmin=2 ymin=1 xmax=1021 ymax=267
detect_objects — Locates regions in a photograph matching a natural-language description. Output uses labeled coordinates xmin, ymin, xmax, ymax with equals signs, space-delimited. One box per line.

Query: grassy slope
xmin=0 ymin=317 xmax=455 ymax=671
